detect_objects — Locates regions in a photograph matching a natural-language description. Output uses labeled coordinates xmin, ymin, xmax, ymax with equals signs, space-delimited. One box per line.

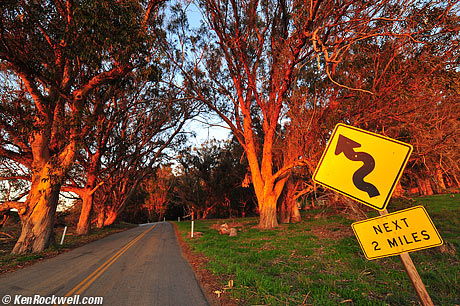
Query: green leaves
xmin=74 ymin=0 xmax=146 ymax=66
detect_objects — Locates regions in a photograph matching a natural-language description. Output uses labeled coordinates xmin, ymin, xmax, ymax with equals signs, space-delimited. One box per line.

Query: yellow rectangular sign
xmin=351 ymin=206 xmax=443 ymax=260
xmin=313 ymin=124 xmax=413 ymax=211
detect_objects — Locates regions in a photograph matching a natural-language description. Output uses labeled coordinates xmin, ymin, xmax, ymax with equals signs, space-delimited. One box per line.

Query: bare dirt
xmin=309 ymin=224 xmax=354 ymax=240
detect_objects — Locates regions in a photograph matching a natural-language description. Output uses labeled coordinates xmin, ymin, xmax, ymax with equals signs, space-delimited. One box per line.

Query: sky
xmin=179 ymin=2 xmax=231 ymax=146
xmin=189 ymin=122 xmax=231 ymax=145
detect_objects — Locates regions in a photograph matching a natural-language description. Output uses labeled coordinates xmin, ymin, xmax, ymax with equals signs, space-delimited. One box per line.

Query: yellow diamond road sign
xmin=351 ymin=206 xmax=443 ymax=260
xmin=313 ymin=123 xmax=413 ymax=211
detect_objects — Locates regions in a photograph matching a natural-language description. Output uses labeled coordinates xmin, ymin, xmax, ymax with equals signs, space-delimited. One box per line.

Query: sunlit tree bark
xmin=166 ymin=0 xmax=453 ymax=228
xmin=0 ymin=0 xmax=163 ymax=252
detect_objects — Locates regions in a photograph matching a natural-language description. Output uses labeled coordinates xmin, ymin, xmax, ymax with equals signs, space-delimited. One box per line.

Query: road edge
xmin=0 ymin=224 xmax=136 ymax=276
xmin=171 ymin=222 xmax=239 ymax=306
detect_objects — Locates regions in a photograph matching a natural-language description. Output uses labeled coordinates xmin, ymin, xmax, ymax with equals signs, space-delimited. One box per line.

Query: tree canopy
xmin=164 ymin=0 xmax=460 ymax=228
xmin=0 ymin=0 xmax=459 ymax=253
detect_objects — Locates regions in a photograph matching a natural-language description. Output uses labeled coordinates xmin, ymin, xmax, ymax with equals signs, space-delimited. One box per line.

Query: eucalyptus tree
xmin=173 ymin=139 xmax=254 ymax=219
xmin=90 ymin=86 xmax=193 ymax=227
xmin=59 ymin=55 xmax=194 ymax=234
xmin=165 ymin=0 xmax=457 ymax=228
xmin=142 ymin=166 xmax=173 ymax=222
xmin=0 ymin=0 xmax=163 ymax=253
xmin=326 ymin=4 xmax=460 ymax=195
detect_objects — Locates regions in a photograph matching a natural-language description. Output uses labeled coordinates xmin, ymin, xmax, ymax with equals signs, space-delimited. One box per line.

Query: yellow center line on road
xmin=56 ymin=225 xmax=156 ymax=306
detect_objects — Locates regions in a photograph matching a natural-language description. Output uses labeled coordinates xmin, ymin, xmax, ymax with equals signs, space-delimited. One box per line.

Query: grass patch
xmin=176 ymin=194 xmax=460 ymax=305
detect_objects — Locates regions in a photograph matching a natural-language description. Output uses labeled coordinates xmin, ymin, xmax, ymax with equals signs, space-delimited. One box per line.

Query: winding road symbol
xmin=313 ymin=123 xmax=413 ymax=211
xmin=335 ymin=134 xmax=380 ymax=198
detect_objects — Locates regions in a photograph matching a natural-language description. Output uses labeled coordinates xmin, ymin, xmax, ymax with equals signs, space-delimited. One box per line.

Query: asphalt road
xmin=0 ymin=223 xmax=209 ymax=306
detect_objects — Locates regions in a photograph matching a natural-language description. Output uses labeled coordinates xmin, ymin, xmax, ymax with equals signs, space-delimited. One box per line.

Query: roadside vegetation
xmin=175 ymin=194 xmax=460 ymax=306
xmin=0 ymin=220 xmax=136 ymax=275
xmin=1 ymin=0 xmax=459 ymax=255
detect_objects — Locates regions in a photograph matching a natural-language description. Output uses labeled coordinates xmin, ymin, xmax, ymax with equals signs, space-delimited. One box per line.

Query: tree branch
xmin=272 ymin=159 xmax=315 ymax=184
xmin=72 ymin=66 xmax=132 ymax=101
xmin=0 ymin=146 xmax=32 ymax=168
xmin=142 ymin=0 xmax=165 ymax=30
xmin=61 ymin=185 xmax=83 ymax=197
xmin=89 ymin=181 xmax=104 ymax=196
xmin=0 ymin=176 xmax=31 ymax=182
xmin=0 ymin=201 xmax=26 ymax=214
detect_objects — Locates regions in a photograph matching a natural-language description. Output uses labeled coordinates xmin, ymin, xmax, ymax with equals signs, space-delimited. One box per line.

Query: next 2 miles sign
xmin=351 ymin=206 xmax=443 ymax=260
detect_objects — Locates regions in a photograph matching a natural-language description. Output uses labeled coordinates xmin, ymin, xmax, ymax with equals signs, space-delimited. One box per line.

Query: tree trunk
xmin=103 ymin=208 xmax=118 ymax=227
xmin=290 ymin=201 xmax=301 ymax=223
xmin=12 ymin=170 xmax=61 ymax=254
xmin=446 ymin=174 xmax=459 ymax=188
xmin=286 ymin=181 xmax=301 ymax=223
xmin=96 ymin=208 xmax=105 ymax=228
xmin=425 ymin=179 xmax=434 ymax=196
xmin=10 ymin=111 xmax=77 ymax=254
xmin=435 ymin=166 xmax=446 ymax=191
xmin=76 ymin=191 xmax=93 ymax=235
xmin=453 ymin=175 xmax=459 ymax=188
xmin=76 ymin=175 xmax=97 ymax=235
xmin=279 ymin=179 xmax=301 ymax=224
xmin=258 ymin=195 xmax=278 ymax=228
xmin=417 ymin=177 xmax=434 ymax=196
xmin=279 ymin=200 xmax=289 ymax=223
